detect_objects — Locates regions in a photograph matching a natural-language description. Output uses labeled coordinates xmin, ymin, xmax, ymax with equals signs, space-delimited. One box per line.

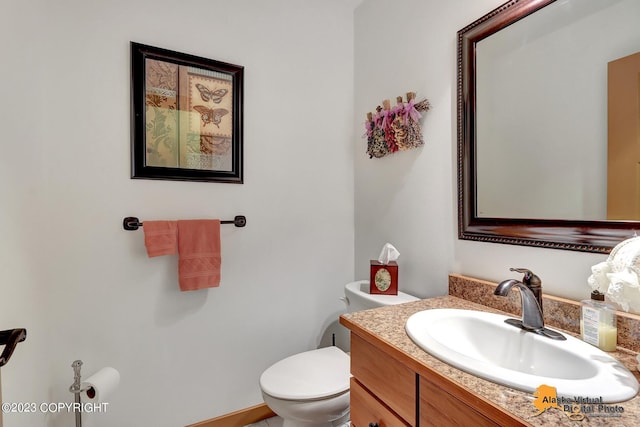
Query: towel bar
xmin=123 ymin=216 xmax=246 ymax=231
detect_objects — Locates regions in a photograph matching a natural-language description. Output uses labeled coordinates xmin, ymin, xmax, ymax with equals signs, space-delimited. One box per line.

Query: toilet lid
xmin=260 ymin=346 xmax=350 ymax=400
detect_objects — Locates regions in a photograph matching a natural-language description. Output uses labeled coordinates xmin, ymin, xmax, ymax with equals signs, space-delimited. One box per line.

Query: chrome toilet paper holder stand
xmin=69 ymin=360 xmax=91 ymax=427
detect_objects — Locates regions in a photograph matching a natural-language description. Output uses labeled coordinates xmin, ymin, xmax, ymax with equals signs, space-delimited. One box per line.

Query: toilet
xmin=259 ymin=280 xmax=419 ymax=427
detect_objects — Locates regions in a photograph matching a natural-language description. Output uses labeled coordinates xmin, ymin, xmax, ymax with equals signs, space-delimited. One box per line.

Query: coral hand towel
xmin=177 ymin=220 xmax=221 ymax=291
xmin=143 ymin=221 xmax=177 ymax=257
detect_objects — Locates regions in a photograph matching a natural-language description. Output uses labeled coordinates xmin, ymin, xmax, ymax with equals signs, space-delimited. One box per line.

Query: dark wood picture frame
xmin=131 ymin=42 xmax=243 ymax=183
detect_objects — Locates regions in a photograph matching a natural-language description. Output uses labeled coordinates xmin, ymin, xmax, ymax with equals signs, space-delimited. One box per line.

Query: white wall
xmin=2 ymin=1 xmax=624 ymax=426
xmin=0 ymin=1 xmax=357 ymax=426
xmin=0 ymin=1 xmax=50 ymax=425
xmin=354 ymin=0 xmax=607 ymax=303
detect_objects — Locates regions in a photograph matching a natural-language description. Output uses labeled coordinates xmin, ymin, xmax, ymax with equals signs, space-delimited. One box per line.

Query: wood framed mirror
xmin=457 ymin=0 xmax=640 ymax=253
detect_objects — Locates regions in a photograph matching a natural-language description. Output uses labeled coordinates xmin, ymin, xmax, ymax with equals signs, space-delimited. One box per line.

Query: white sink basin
xmin=405 ymin=309 xmax=639 ymax=403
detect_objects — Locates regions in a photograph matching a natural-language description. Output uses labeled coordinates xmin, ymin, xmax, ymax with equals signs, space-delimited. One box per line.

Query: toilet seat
xmin=260 ymin=346 xmax=350 ymax=401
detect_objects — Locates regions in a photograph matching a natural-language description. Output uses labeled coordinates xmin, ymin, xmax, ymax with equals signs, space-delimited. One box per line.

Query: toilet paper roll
xmin=81 ymin=367 xmax=120 ymax=403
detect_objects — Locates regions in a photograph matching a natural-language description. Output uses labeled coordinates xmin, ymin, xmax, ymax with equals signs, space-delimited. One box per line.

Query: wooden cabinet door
xmin=350 ymin=378 xmax=410 ymax=427
xmin=350 ymin=333 xmax=416 ymax=425
xmin=420 ymin=376 xmax=500 ymax=427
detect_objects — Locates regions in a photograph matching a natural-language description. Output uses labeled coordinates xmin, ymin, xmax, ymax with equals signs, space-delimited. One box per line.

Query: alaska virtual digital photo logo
xmin=533 ymin=384 xmax=625 ymax=421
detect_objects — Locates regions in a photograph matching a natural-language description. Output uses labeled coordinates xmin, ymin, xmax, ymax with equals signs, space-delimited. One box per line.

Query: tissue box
xmin=370 ymin=261 xmax=398 ymax=295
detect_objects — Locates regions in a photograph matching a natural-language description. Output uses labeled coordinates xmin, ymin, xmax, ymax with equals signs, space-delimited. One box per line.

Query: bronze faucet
xmin=494 ymin=268 xmax=566 ymax=340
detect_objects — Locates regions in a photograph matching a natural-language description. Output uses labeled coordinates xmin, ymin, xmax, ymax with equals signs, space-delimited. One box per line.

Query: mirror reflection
xmin=475 ymin=0 xmax=640 ymax=221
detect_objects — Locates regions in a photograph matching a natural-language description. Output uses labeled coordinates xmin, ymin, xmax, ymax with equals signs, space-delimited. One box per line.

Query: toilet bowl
xmin=260 ymin=346 xmax=350 ymax=427
xmin=259 ymin=280 xmax=419 ymax=427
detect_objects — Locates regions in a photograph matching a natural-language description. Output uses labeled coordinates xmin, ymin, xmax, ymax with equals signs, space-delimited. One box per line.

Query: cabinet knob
xmin=368 ymin=423 xmax=380 ymax=427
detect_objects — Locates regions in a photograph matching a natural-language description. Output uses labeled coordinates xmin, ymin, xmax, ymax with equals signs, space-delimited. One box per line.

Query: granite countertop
xmin=340 ymin=295 xmax=640 ymax=426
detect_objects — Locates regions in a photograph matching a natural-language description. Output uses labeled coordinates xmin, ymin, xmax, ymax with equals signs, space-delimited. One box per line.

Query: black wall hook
xmin=0 ymin=328 xmax=27 ymax=367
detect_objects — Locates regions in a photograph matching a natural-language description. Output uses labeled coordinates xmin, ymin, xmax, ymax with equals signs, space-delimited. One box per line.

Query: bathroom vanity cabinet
xmin=342 ymin=276 xmax=640 ymax=427
xmin=340 ymin=282 xmax=640 ymax=427
xmin=348 ymin=332 xmax=520 ymax=427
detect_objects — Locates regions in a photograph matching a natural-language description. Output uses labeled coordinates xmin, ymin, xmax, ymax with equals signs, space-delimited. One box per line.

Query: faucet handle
xmin=509 ymin=268 xmax=541 ymax=290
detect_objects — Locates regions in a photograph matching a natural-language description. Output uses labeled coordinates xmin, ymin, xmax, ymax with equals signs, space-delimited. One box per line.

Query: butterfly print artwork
xmin=193 ymin=105 xmax=229 ymax=128
xmin=200 ymin=135 xmax=232 ymax=155
xmin=195 ymin=84 xmax=228 ymax=103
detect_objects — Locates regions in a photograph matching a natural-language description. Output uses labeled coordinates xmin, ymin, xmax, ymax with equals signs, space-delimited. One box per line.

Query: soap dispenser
xmin=580 ymin=290 xmax=617 ymax=351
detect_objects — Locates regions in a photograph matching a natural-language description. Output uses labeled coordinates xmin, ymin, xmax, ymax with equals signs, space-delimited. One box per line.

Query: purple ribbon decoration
xmin=403 ymin=99 xmax=422 ymax=125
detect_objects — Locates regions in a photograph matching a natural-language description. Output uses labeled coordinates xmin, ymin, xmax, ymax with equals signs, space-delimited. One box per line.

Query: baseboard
xmin=185 ymin=403 xmax=276 ymax=427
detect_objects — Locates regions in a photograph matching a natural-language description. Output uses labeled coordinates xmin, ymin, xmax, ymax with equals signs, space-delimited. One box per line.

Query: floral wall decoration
xmin=364 ymin=92 xmax=431 ymax=159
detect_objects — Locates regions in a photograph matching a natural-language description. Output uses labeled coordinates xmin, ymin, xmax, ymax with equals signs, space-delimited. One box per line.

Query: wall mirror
xmin=458 ymin=0 xmax=640 ymax=253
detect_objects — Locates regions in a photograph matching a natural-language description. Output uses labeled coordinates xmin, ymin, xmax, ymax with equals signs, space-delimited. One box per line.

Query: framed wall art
xmin=130 ymin=42 xmax=244 ymax=183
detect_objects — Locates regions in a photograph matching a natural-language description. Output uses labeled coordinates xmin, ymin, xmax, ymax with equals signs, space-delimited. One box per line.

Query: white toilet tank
xmin=344 ymin=280 xmax=419 ymax=312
